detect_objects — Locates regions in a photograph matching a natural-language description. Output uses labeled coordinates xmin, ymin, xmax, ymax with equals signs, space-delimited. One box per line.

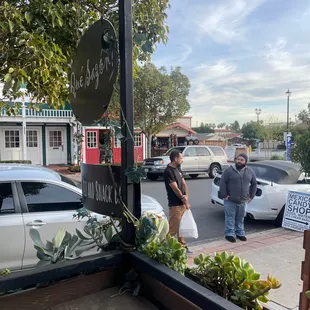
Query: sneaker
xmin=225 ymin=236 xmax=236 ymax=243
xmin=185 ymin=246 xmax=193 ymax=254
xmin=237 ymin=235 xmax=247 ymax=241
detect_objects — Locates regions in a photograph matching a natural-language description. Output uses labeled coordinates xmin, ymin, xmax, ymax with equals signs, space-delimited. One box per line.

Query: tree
xmin=134 ymin=63 xmax=190 ymax=157
xmin=217 ymin=122 xmax=226 ymax=129
xmin=297 ymin=104 xmax=310 ymax=123
xmin=230 ymin=120 xmax=240 ymax=132
xmin=292 ymin=128 xmax=310 ymax=174
xmin=0 ymin=0 xmax=170 ymax=110
xmin=192 ymin=122 xmax=214 ymax=134
xmin=241 ymin=121 xmax=265 ymax=140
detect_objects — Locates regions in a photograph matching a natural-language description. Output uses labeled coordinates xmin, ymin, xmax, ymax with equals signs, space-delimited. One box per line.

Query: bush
xmin=186 ymin=252 xmax=281 ymax=310
xmin=0 ymin=160 xmax=32 ymax=164
xmin=68 ymin=165 xmax=81 ymax=172
xmin=270 ymin=155 xmax=284 ymax=160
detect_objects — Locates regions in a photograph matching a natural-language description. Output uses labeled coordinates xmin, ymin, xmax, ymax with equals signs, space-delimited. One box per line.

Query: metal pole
xmin=119 ymin=0 xmax=137 ymax=244
xmin=22 ymin=100 xmax=27 ymax=160
xmin=287 ymin=95 xmax=289 ymax=132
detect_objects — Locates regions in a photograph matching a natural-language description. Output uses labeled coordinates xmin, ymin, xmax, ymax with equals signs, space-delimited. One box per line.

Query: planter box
xmin=0 ymin=251 xmax=246 ymax=310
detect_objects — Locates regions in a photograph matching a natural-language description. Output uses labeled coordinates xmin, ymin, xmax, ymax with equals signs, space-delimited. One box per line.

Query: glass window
xmin=0 ymin=183 xmax=15 ymax=214
xmin=49 ymin=130 xmax=62 ymax=147
xmin=4 ymin=130 xmax=20 ymax=148
xmin=183 ymin=147 xmax=198 ymax=157
xmin=209 ymin=146 xmax=225 ymax=156
xmin=197 ymin=147 xmax=211 ymax=156
xmin=114 ymin=136 xmax=121 ymax=148
xmin=21 ymin=182 xmax=83 ymax=212
xmin=87 ymin=131 xmax=97 ymax=148
xmin=164 ymin=147 xmax=185 ymax=155
xmin=134 ymin=133 xmax=142 ymax=147
xmin=27 ymin=130 xmax=38 ymax=148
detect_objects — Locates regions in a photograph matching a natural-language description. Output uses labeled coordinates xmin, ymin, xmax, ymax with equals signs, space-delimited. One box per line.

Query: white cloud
xmin=198 ymin=0 xmax=266 ymax=43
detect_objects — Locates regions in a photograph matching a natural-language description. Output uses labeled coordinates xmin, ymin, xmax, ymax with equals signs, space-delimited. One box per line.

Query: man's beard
xmin=236 ymin=162 xmax=246 ymax=170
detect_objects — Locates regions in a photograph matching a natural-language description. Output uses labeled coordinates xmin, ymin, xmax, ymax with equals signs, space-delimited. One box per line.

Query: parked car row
xmin=0 ymin=164 xmax=166 ymax=271
xmin=142 ymin=145 xmax=229 ymax=180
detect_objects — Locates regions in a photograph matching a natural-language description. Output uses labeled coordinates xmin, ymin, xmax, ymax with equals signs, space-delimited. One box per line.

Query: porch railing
xmin=0 ymin=108 xmax=73 ymax=118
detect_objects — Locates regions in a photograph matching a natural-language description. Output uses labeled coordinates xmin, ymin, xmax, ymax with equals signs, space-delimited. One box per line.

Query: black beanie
xmin=237 ymin=153 xmax=248 ymax=163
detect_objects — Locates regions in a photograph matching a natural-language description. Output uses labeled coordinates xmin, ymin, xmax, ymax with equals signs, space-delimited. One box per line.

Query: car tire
xmin=275 ymin=206 xmax=285 ymax=227
xmin=189 ymin=174 xmax=199 ymax=179
xmin=209 ymin=164 xmax=221 ymax=178
xmin=147 ymin=174 xmax=159 ymax=181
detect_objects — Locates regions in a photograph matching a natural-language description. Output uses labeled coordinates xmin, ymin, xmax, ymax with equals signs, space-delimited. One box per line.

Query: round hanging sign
xmin=70 ymin=19 xmax=118 ymax=125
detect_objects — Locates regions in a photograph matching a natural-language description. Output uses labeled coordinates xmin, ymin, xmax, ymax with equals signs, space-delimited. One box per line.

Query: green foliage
xmin=0 ymin=160 xmax=31 ymax=164
xmin=192 ymin=122 xmax=215 ymax=133
xmin=0 ymin=0 xmax=170 ymax=109
xmin=144 ymin=235 xmax=188 ymax=274
xmin=291 ymin=128 xmax=310 ymax=174
xmin=134 ymin=63 xmax=190 ymax=136
xmin=242 ymin=121 xmax=265 ymax=140
xmin=230 ymin=120 xmax=241 ymax=132
xmin=217 ymin=122 xmax=226 ymax=129
xmin=187 ymin=252 xmax=281 ymax=310
xmin=0 ymin=269 xmax=10 ymax=276
xmin=135 ymin=211 xmax=169 ymax=251
xmin=125 ymin=166 xmax=147 ymax=183
xmin=68 ymin=165 xmax=81 ymax=172
xmin=270 ymin=155 xmax=284 ymax=160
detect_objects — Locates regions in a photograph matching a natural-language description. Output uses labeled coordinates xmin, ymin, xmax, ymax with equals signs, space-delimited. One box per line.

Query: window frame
xmin=134 ymin=133 xmax=142 ymax=147
xmin=4 ymin=130 xmax=20 ymax=148
xmin=183 ymin=147 xmax=199 ymax=157
xmin=196 ymin=147 xmax=211 ymax=156
xmin=17 ymin=180 xmax=83 ymax=213
xmin=26 ymin=130 xmax=39 ymax=148
xmin=0 ymin=181 xmax=21 ymax=215
xmin=49 ymin=130 xmax=62 ymax=148
xmin=87 ymin=131 xmax=98 ymax=149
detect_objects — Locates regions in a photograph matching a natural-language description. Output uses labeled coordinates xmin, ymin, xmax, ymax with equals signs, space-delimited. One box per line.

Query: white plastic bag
xmin=179 ymin=209 xmax=198 ymax=239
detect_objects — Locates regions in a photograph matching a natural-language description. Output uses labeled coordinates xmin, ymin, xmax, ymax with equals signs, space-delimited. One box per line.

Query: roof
xmin=247 ymin=160 xmax=302 ymax=184
xmin=0 ymin=164 xmax=62 ymax=182
xmin=165 ymin=122 xmax=197 ymax=134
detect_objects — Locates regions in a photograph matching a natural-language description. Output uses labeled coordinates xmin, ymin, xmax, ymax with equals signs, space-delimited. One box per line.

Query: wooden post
xmin=300 ymin=229 xmax=310 ymax=310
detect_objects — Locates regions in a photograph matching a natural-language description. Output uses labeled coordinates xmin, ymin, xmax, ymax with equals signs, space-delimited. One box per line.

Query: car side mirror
xmin=256 ymin=188 xmax=262 ymax=197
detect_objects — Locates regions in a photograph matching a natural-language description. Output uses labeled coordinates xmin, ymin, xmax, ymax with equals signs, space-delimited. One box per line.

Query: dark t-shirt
xmin=163 ymin=165 xmax=185 ymax=207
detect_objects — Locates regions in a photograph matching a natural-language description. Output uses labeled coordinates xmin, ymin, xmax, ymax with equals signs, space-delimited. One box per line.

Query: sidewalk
xmin=188 ymin=228 xmax=303 ymax=310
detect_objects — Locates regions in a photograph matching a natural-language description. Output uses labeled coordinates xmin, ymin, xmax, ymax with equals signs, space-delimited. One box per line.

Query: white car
xmin=211 ymin=160 xmax=310 ymax=226
xmin=0 ymin=164 xmax=166 ymax=271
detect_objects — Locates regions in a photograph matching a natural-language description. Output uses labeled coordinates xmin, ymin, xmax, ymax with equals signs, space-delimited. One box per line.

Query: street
xmin=141 ymin=176 xmax=277 ymax=244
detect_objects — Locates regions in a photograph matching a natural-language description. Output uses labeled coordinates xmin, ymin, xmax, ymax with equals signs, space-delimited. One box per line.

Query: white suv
xmin=142 ymin=145 xmax=229 ymax=181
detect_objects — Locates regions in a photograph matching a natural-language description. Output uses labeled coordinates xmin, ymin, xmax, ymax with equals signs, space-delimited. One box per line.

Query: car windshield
xmin=248 ymin=164 xmax=300 ymax=184
xmin=164 ymin=147 xmax=186 ymax=155
xmin=59 ymin=173 xmax=80 ymax=188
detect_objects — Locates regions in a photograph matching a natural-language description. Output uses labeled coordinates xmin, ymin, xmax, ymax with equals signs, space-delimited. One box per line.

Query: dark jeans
xmin=224 ymin=200 xmax=246 ymax=237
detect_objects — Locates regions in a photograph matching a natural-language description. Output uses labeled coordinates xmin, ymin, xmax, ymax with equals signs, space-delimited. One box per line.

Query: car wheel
xmin=275 ymin=206 xmax=285 ymax=227
xmin=209 ymin=164 xmax=221 ymax=178
xmin=189 ymin=174 xmax=199 ymax=179
xmin=147 ymin=174 xmax=159 ymax=181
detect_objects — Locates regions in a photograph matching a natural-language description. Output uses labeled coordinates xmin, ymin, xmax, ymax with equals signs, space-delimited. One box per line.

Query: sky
xmin=152 ymin=0 xmax=310 ymax=127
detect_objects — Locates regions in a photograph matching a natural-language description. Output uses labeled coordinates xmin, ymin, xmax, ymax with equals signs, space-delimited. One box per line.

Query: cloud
xmin=198 ymin=0 xmax=266 ymax=43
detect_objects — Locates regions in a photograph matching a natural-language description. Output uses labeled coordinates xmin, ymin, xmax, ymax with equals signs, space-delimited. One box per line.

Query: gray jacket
xmin=219 ymin=165 xmax=257 ymax=204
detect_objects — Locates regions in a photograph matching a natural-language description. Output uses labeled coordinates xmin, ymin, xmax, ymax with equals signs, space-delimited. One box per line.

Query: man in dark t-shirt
xmin=163 ymin=150 xmax=192 ymax=253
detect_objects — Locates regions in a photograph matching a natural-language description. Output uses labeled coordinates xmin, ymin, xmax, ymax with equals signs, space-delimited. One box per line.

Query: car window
xmin=0 ymin=183 xmax=15 ymax=214
xmin=21 ymin=182 xmax=83 ymax=212
xmin=196 ymin=147 xmax=211 ymax=156
xmin=208 ymin=146 xmax=225 ymax=156
xmin=184 ymin=147 xmax=198 ymax=157
xmin=164 ymin=147 xmax=185 ymax=155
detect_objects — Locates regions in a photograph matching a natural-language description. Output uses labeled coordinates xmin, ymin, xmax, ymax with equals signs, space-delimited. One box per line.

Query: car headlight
xmin=143 ymin=160 xmax=146 ymax=165
xmin=154 ymin=160 xmax=165 ymax=165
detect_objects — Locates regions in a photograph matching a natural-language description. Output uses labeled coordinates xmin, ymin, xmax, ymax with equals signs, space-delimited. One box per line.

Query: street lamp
xmin=286 ymin=89 xmax=291 ymax=131
xmin=255 ymin=108 xmax=262 ymax=123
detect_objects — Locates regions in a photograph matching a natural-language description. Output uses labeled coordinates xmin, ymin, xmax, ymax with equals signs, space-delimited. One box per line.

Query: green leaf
xmin=306 ymin=291 xmax=310 ymax=299
xmin=8 ymin=20 xmax=13 ymax=33
xmin=25 ymin=12 xmax=31 ymax=24
xmin=52 ymin=228 xmax=66 ymax=248
xmin=251 ymin=272 xmax=261 ymax=281
xmin=4 ymin=73 xmax=11 ymax=82
xmin=142 ymin=41 xmax=153 ymax=53
xmin=29 ymin=228 xmax=46 ymax=248
xmin=8 ymin=68 xmax=14 ymax=74
xmin=105 ymin=226 xmax=113 ymax=241
xmin=76 ymin=229 xmax=91 ymax=240
xmin=135 ymin=33 xmax=147 ymax=45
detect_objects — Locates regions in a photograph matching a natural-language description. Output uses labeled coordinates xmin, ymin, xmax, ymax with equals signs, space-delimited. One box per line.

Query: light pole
xmin=286 ymin=89 xmax=291 ymax=131
xmin=255 ymin=108 xmax=262 ymax=123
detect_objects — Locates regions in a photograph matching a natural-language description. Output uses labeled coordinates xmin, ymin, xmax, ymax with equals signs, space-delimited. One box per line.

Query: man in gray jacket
xmin=219 ymin=153 xmax=257 ymax=243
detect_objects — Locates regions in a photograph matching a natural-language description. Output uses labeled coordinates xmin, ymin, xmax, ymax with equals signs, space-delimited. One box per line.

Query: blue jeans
xmin=224 ymin=200 xmax=246 ymax=237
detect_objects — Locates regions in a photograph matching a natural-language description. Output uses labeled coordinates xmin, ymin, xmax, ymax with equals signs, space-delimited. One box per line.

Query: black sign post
xmin=119 ymin=0 xmax=138 ymax=245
